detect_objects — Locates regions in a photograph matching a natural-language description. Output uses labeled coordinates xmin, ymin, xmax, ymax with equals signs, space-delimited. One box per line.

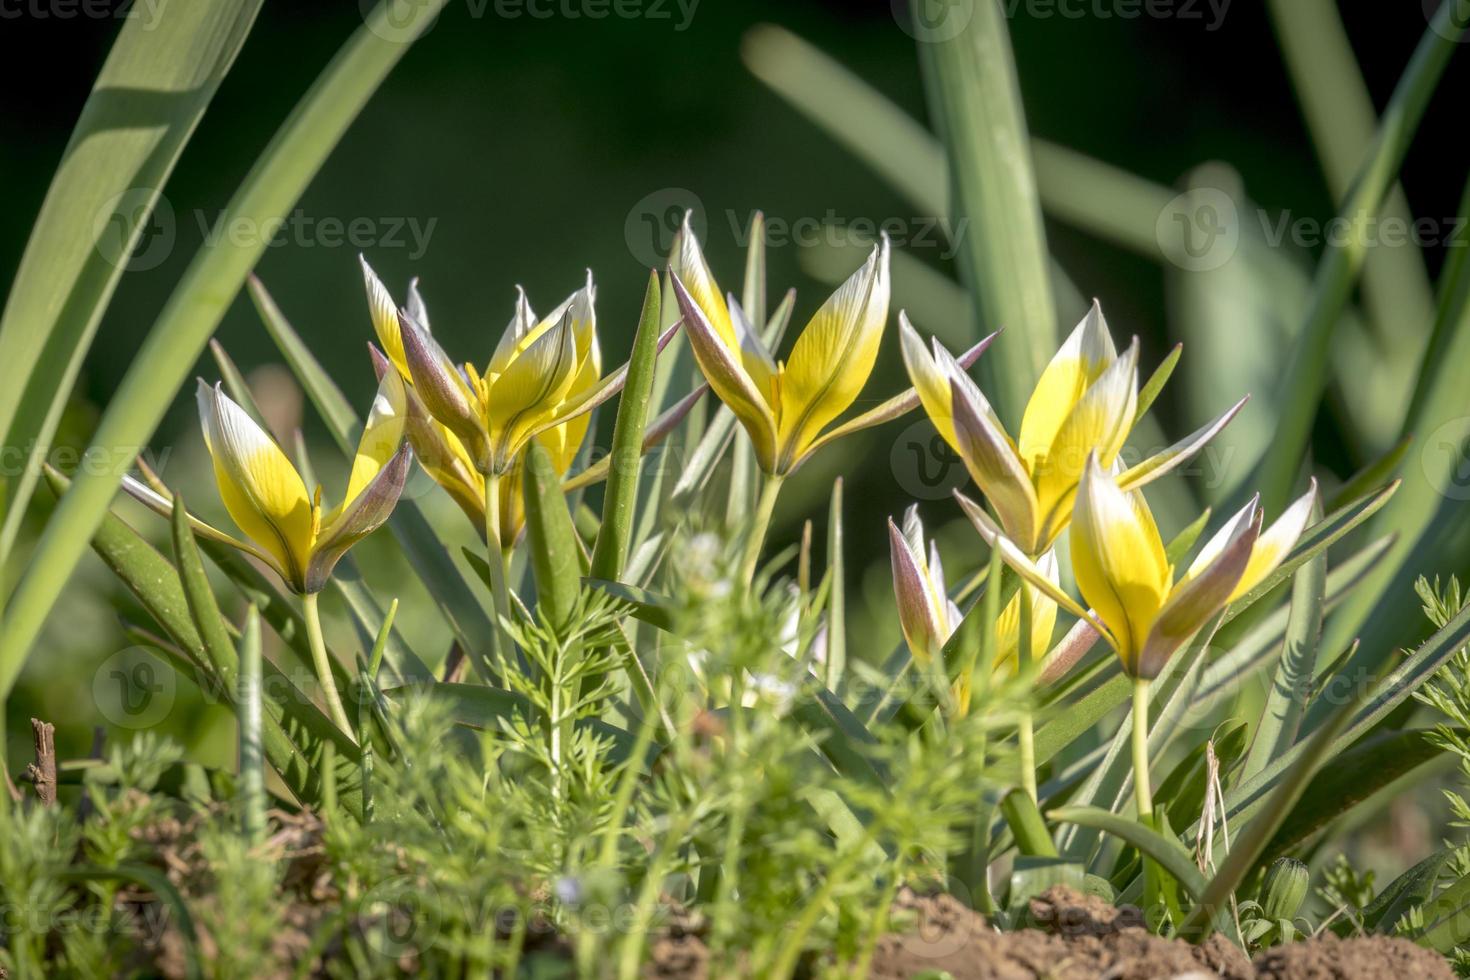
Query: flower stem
xmin=483 ymin=472 xmax=513 ymax=657
xmin=1017 ymin=581 xmax=1038 ymax=803
xmin=1132 ymin=677 xmax=1153 ymax=820
xmin=302 ymin=592 xmax=353 ymax=738
xmin=739 ymin=473 xmax=783 ymax=587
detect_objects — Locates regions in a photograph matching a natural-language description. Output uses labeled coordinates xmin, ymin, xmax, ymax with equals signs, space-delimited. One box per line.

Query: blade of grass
xmin=1242 ymin=497 xmax=1326 ymax=779
xmin=824 ymin=477 xmax=846 ymax=691
xmin=238 ymin=604 xmax=266 ymax=843
xmin=1266 ymin=0 xmax=1437 ymax=355
xmin=1254 ymin=4 xmax=1465 ymax=515
xmin=0 ymin=0 xmax=264 ymax=562
xmin=524 ymin=443 xmax=580 ymax=633
xmin=0 ymin=0 xmax=449 ymax=701
xmin=912 ymin=1 xmax=1055 ymax=416
xmin=589 ymin=271 xmax=661 ymax=583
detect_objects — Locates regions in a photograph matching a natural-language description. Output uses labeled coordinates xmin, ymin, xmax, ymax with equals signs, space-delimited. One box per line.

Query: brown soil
xmin=865 ymin=886 xmax=1456 ymax=980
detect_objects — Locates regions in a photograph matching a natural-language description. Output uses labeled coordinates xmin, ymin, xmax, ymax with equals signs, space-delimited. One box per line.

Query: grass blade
xmin=0 ymin=0 xmax=449 ymax=701
xmin=1254 ymin=4 xmax=1465 ymax=514
xmin=913 ymin=0 xmax=1055 ymax=416
xmin=1242 ymin=497 xmax=1326 ymax=779
xmin=524 ymin=443 xmax=581 ymax=632
xmin=589 ymin=271 xmax=661 ymax=583
xmin=0 ymin=0 xmax=263 ymax=560
xmin=238 ymin=604 xmax=266 ymax=843
xmin=824 ymin=477 xmax=846 ymax=691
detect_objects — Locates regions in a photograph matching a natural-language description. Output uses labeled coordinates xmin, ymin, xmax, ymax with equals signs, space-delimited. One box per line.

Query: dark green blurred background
xmin=1 ymin=0 xmax=1465 ymax=852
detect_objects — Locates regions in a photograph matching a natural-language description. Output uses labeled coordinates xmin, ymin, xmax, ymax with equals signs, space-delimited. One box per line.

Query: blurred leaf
xmin=238 ymin=605 xmax=266 ymax=842
xmin=584 ymin=579 xmax=677 ymax=632
xmin=1417 ymin=870 xmax=1470 ymax=952
xmin=62 ymin=866 xmax=203 ymax=980
xmin=1255 ymin=4 xmax=1465 ymax=514
xmin=0 ymin=0 xmax=449 ymax=701
xmin=171 ymin=494 xmax=240 ymax=688
xmin=590 ymin=271 xmax=661 ymax=583
xmin=1001 ymin=788 xmax=1057 ymax=858
xmin=790 ymin=679 xmax=888 ymax=791
xmin=1155 ymin=722 xmax=1248 ymax=826
xmin=0 ymin=0 xmax=263 ymax=561
xmin=1326 ymin=436 xmax=1412 ymax=513
xmin=1263 ymin=729 xmax=1448 ymax=863
xmin=1008 ymin=857 xmax=1083 ymax=910
xmin=913 ymin=0 xmax=1055 ymax=417
xmin=1267 ymin=0 xmax=1436 ymax=358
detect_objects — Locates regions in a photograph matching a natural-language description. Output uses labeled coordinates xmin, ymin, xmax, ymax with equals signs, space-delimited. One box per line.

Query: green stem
xmin=483 ymin=473 xmax=513 ymax=656
xmin=1132 ymin=677 xmax=1153 ymax=820
xmin=1017 ymin=582 xmax=1037 ymax=803
xmin=302 ymin=592 xmax=353 ymax=738
xmin=739 ymin=472 xmax=783 ymax=586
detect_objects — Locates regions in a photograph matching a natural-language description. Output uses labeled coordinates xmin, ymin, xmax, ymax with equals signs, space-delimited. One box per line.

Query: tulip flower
xmin=963 ymin=454 xmax=1315 ymax=819
xmin=125 ymin=375 xmax=412 ymax=736
xmin=362 ymin=261 xmax=607 ymax=547
xmin=667 ymin=214 xmax=994 ymax=582
xmin=902 ymin=302 xmax=1245 ymax=557
xmin=888 ymin=505 xmax=1057 ymax=716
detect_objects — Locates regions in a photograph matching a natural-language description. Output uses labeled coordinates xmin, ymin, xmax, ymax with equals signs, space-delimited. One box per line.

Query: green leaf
xmin=1047 ymin=806 xmax=1207 ymax=902
xmin=589 ymin=271 xmax=661 ymax=583
xmin=1008 ymin=857 xmax=1084 ymax=912
xmin=1242 ymin=497 xmax=1326 ymax=779
xmin=1326 ymin=436 xmax=1412 ymax=513
xmin=47 ymin=472 xmax=363 ymax=818
xmin=824 ymin=477 xmax=846 ymax=691
xmin=583 ymin=579 xmax=677 ymax=632
xmin=1356 ymin=847 xmax=1456 ymax=936
xmin=0 ymin=0 xmax=449 ymax=702
xmin=171 ymin=493 xmax=240 ymax=689
xmin=1155 ymin=722 xmax=1249 ymax=826
xmin=1254 ymin=4 xmax=1465 ymax=514
xmin=1263 ymin=729 xmax=1449 ymax=862
xmin=1001 ymin=788 xmax=1057 ymax=858
xmin=1417 ymin=870 xmax=1470 ymax=951
xmin=1164 ymin=507 xmax=1213 ymax=567
xmin=790 ymin=680 xmax=888 ymax=790
xmin=524 ymin=443 xmax=581 ymax=632
xmin=238 ymin=605 xmax=267 ymax=843
xmin=1136 ymin=344 xmax=1182 ymax=421
xmin=913 ymin=0 xmax=1055 ymax=419
xmin=0 ymin=0 xmax=264 ymax=562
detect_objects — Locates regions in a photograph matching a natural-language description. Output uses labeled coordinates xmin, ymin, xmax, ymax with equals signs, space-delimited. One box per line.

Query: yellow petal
xmin=1231 ymin=481 xmax=1317 ymax=601
xmin=197 ymin=381 xmax=314 ymax=587
xmin=1018 ymin=300 xmax=1117 ymax=471
xmin=993 ymin=551 xmax=1060 ymax=674
xmin=671 ymin=271 xmax=778 ymax=472
xmin=899 ymin=312 xmax=957 ymax=447
xmin=1070 ymin=454 xmax=1171 ymax=674
xmin=485 ymin=310 xmax=580 ymax=469
xmin=667 ymin=212 xmax=736 ymax=350
xmin=949 ymin=374 xmax=1038 ymax=549
xmin=1032 ymin=339 xmax=1139 ymax=545
xmin=361 ymin=255 xmax=407 ymax=377
xmin=775 ymin=236 xmax=890 ymax=468
xmin=334 ymin=369 xmax=408 ymax=522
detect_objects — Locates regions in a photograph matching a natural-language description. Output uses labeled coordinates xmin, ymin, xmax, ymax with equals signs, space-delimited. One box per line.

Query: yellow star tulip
xmin=888 ymin=505 xmax=1057 ymax=715
xmin=126 ymin=376 xmax=412 ymax=596
xmin=361 ymin=258 xmax=634 ymax=544
xmin=963 ymin=455 xmax=1316 ymax=681
xmin=903 ymin=303 xmax=1245 ymax=556
xmin=668 ymin=215 xmax=995 ymax=478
